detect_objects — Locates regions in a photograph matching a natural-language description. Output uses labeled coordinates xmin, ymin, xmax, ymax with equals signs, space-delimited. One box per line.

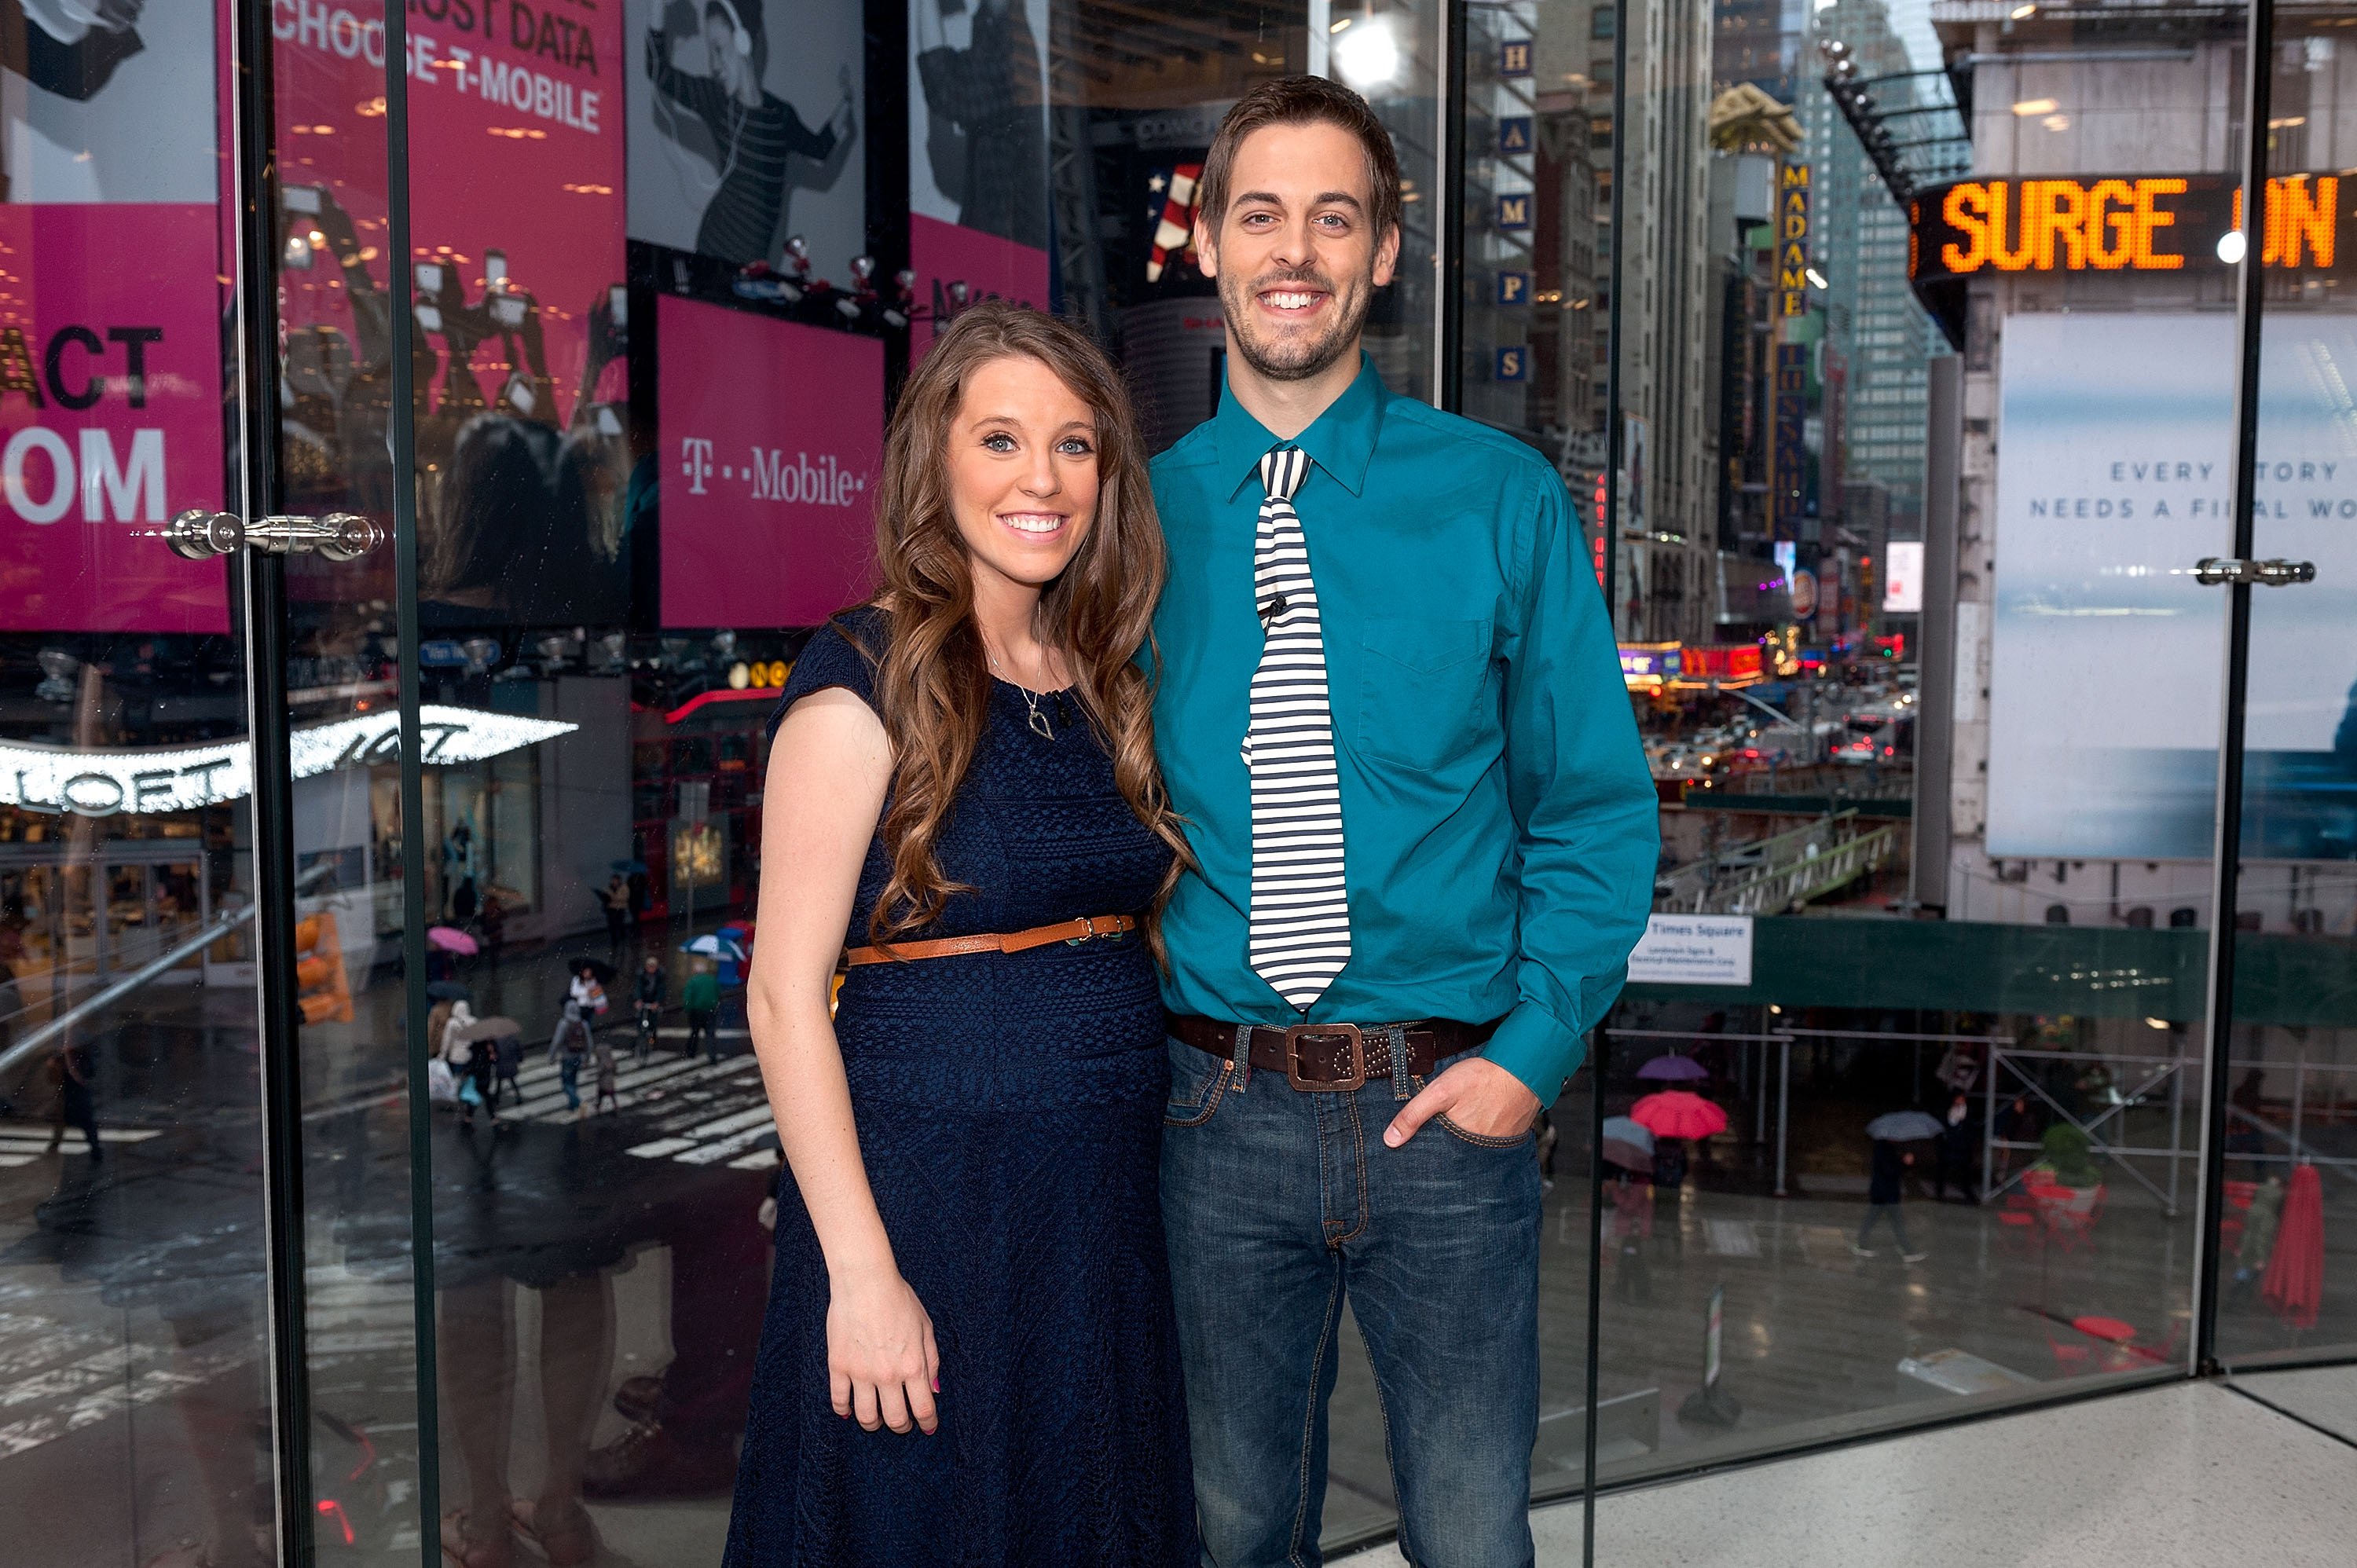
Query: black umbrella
xmin=564 ymin=956 xmax=619 ymax=984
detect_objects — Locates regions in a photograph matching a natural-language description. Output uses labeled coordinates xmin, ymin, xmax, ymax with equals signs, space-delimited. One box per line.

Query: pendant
xmin=1028 ymin=707 xmax=1055 ymax=742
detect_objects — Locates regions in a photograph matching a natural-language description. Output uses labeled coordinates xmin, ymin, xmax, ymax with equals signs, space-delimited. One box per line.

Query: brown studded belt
xmin=1166 ymin=1013 xmax=1500 ymax=1093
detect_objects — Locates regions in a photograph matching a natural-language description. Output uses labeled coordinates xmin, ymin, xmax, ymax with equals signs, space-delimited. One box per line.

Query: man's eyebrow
xmin=1232 ymin=189 xmax=1368 ymax=214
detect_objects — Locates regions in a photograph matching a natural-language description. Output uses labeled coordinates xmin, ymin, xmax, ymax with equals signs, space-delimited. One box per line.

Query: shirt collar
xmin=1212 ymin=350 xmax=1389 ymax=502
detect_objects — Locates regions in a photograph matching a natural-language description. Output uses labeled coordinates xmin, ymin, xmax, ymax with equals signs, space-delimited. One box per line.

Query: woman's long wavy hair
xmin=847 ymin=302 xmax=1187 ymax=950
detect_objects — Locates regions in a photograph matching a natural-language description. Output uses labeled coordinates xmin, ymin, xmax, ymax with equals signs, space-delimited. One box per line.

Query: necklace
xmin=987 ymin=648 xmax=1057 ymax=741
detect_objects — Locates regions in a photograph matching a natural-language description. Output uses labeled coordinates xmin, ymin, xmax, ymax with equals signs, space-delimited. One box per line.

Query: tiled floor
xmin=1340 ymin=1372 xmax=2357 ymax=1567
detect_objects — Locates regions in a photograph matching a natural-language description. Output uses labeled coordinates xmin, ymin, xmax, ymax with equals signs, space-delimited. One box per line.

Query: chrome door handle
xmin=2191 ymin=557 xmax=2316 ymax=587
xmin=166 ymin=509 xmax=384 ymax=562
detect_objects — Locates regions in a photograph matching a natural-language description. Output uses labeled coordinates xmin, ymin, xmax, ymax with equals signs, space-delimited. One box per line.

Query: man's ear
xmin=1193 ymin=213 xmax=1220 ymax=279
xmin=1372 ymin=221 xmax=1402 ymax=290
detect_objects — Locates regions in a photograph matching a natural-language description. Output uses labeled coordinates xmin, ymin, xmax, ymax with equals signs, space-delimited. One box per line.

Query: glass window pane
xmin=1531 ymin=0 xmax=2255 ymax=1501
xmin=2214 ymin=9 xmax=2357 ymax=1368
xmin=0 ymin=9 xmax=281 ymax=1566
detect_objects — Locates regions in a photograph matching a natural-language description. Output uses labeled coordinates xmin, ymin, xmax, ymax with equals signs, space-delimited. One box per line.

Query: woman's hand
xmin=827 ymin=1267 xmax=940 ymax=1434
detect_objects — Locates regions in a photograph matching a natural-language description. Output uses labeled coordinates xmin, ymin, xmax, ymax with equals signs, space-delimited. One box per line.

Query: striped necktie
xmin=1246 ymin=443 xmax=1351 ymax=1012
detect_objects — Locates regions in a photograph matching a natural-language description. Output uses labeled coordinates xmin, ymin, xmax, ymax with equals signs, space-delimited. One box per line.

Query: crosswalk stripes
xmin=0 ymin=1127 xmax=163 ymax=1168
xmin=473 ymin=1046 xmax=782 ymax=1169
xmin=0 ymin=1265 xmax=416 ymax=1466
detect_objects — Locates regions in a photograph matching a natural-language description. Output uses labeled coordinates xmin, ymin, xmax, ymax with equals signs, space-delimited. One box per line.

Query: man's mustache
xmin=1244 ymin=266 xmax=1343 ymax=296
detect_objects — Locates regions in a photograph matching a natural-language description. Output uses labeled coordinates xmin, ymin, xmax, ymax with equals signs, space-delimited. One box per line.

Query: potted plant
xmin=2038 ymin=1124 xmax=2101 ymax=1192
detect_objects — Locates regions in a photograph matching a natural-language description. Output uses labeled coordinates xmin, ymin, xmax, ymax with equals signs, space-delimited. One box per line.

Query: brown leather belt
xmin=842 ymin=914 xmax=1137 ymax=968
xmin=1168 ymin=1013 xmax=1499 ymax=1093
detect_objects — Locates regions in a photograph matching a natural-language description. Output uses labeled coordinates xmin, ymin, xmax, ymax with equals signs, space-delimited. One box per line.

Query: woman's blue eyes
xmin=981 ymin=432 xmax=1094 ymax=456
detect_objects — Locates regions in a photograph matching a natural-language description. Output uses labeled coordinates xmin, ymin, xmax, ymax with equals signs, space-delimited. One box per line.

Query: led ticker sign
xmin=1909 ymin=173 xmax=2347 ymax=284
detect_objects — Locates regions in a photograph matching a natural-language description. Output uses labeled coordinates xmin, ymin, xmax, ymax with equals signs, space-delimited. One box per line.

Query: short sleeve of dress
xmin=768 ymin=607 xmax=885 ymax=739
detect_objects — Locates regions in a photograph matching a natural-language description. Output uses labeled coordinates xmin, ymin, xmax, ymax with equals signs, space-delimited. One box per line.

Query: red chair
xmin=2219 ymin=1179 xmax=2257 ymax=1255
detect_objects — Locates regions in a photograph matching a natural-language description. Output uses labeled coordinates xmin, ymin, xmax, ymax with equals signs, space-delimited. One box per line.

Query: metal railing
xmin=1658 ymin=809 xmax=1902 ymax=915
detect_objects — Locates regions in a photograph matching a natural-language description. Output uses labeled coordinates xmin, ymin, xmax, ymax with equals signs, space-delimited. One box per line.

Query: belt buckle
xmin=1285 ymin=1022 xmax=1365 ymax=1092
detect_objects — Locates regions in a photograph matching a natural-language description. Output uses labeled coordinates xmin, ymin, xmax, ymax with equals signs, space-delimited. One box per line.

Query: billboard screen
xmin=0 ymin=3 xmax=230 ymax=633
xmin=658 ymin=294 xmax=880 ymax=628
xmin=1986 ymin=312 xmax=2357 ymax=860
xmin=907 ymin=0 xmax=1052 ymax=354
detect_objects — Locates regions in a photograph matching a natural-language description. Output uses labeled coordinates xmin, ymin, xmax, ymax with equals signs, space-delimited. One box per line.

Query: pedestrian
xmin=478 ymin=888 xmax=508 ymax=965
xmin=570 ymin=960 xmax=610 ymax=1024
xmin=1852 ymin=1138 xmax=1928 ymax=1262
xmin=634 ymin=954 xmax=665 ymax=1061
xmin=1146 ymin=78 xmax=1657 ymax=1563
xmin=46 ymin=1040 xmax=101 ymax=1160
xmin=603 ymin=873 xmax=633 ymax=960
xmin=724 ymin=303 xmax=1197 ymax=1563
xmin=1935 ymin=1091 xmax=1979 ymax=1203
xmin=552 ymin=1001 xmax=592 ymax=1118
xmin=683 ymin=958 xmax=719 ymax=1061
xmin=594 ymin=1034 xmax=619 ymax=1115
xmin=492 ymin=1028 xmax=524 ymax=1114
xmin=1994 ymin=1093 xmax=2038 ymax=1182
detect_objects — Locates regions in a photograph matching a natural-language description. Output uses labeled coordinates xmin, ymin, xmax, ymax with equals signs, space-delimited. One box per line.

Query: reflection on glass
xmin=0 ymin=5 xmax=283 ymax=1566
xmin=2214 ymin=8 xmax=2357 ymax=1368
xmin=1543 ymin=0 xmax=2270 ymax=1500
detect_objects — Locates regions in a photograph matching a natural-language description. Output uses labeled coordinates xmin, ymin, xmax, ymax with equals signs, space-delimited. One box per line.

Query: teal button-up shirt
xmin=1148 ymin=357 xmax=1659 ymax=1105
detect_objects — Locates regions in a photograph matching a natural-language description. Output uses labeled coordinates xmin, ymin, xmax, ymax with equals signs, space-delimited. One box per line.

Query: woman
xmin=724 ymin=302 xmax=1194 ymax=1565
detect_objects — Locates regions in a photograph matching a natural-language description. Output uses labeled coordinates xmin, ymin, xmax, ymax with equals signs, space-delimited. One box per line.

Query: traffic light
xmin=295 ymin=910 xmax=354 ymax=1024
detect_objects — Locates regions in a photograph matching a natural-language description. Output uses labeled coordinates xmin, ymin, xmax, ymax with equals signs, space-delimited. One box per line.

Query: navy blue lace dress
xmin=724 ymin=608 xmax=1195 ymax=1566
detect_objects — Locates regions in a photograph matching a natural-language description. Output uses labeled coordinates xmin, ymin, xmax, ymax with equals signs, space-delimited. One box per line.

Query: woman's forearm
xmin=753 ymin=988 xmax=898 ymax=1283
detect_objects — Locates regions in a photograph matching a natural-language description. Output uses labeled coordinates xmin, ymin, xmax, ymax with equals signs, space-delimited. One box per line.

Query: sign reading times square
xmin=1909 ymin=172 xmax=2348 ymax=284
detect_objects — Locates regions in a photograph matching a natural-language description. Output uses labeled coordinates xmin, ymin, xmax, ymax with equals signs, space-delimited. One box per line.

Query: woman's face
xmin=944 ymin=354 xmax=1101 ymax=602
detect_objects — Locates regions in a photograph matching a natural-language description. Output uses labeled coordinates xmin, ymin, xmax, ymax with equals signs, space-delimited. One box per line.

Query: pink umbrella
xmin=1628 ymin=1090 xmax=1729 ymax=1141
xmin=427 ymin=925 xmax=479 ymax=955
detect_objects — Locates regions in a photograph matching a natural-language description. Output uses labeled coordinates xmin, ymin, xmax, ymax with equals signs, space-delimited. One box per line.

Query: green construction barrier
xmin=1625 ymin=916 xmax=2357 ymax=1028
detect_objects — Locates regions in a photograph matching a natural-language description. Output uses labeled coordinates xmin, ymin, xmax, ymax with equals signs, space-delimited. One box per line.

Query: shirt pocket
xmin=1357 ymin=616 xmax=1497 ymax=772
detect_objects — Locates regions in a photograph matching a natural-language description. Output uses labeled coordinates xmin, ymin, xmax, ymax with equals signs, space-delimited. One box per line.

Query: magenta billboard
xmin=658 ymin=293 xmax=881 ymax=628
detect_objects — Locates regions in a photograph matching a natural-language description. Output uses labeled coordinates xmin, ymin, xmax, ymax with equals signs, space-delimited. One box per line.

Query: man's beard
xmin=1217 ymin=264 xmax=1372 ymax=383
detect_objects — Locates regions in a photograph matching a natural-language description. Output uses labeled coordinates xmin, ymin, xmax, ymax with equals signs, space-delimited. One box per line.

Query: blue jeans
xmin=1161 ymin=1038 xmax=1541 ymax=1568
xmin=559 ymin=1053 xmax=582 ymax=1110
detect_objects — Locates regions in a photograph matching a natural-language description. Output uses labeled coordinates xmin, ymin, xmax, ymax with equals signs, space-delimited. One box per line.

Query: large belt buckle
xmin=1285 ymin=1022 xmax=1365 ymax=1092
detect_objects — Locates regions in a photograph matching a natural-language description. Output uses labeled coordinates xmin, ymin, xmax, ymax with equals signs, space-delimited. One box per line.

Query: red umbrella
xmin=1629 ymin=1090 xmax=1729 ymax=1140
xmin=2263 ymin=1164 xmax=2325 ymax=1331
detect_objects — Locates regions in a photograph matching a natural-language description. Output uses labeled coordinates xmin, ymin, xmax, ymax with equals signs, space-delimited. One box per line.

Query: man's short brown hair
xmin=1197 ymin=75 xmax=1404 ymax=249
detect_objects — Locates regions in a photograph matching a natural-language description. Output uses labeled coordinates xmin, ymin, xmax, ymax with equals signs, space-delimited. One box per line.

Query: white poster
xmin=908 ymin=0 xmax=1049 ymax=245
xmin=1987 ymin=313 xmax=2357 ymax=860
xmin=625 ymin=0 xmax=864 ymax=276
xmin=1626 ymin=914 xmax=1754 ymax=987
xmin=1882 ymin=540 xmax=1923 ymax=613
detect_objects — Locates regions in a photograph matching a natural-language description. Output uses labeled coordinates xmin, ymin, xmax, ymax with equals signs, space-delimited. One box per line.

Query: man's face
xmin=702 ymin=16 xmax=742 ymax=83
xmin=1197 ymin=120 xmax=1399 ymax=383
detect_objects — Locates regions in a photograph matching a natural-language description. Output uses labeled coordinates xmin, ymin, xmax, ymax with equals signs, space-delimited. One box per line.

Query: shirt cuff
xmin=1480 ymin=998 xmax=1585 ymax=1108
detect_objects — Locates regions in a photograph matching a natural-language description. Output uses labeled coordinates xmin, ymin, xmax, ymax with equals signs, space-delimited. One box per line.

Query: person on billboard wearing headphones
xmin=644 ymin=0 xmax=856 ymax=266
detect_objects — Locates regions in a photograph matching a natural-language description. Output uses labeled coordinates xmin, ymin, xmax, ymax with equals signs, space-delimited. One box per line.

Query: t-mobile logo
xmin=680 ymin=437 xmax=714 ymax=495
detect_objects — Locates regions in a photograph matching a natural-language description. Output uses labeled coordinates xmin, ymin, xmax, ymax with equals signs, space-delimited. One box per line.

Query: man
xmin=682 ymin=958 xmax=720 ymax=1061
xmin=643 ymin=1 xmax=855 ymax=266
xmin=1149 ymin=77 xmax=1657 ymax=1566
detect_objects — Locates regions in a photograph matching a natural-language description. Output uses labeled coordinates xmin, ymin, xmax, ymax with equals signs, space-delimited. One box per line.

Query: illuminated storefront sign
xmin=0 ymin=705 xmax=576 ymax=818
xmin=1621 ymin=643 xmax=1682 ymax=689
xmin=1777 ymin=163 xmax=1813 ymax=316
xmin=1909 ymin=173 xmax=2346 ymax=284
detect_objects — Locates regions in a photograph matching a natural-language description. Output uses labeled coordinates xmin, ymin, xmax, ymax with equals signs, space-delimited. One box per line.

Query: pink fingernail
xmin=931 ymin=1376 xmax=941 ymax=1392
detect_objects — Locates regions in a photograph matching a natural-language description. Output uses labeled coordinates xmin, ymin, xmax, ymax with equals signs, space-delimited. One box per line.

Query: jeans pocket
xmin=1164 ymin=1040 xmax=1233 ymax=1127
xmin=1433 ymin=1111 xmax=1537 ymax=1149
